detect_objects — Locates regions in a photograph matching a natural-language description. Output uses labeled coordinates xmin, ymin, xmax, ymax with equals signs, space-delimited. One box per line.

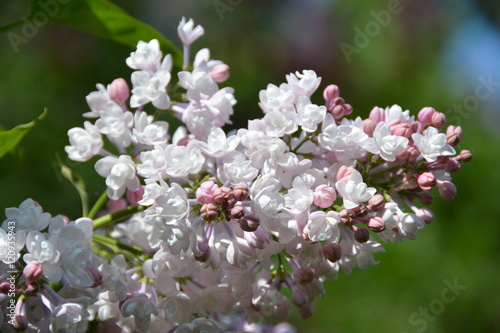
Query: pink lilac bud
xmin=0 ymin=282 xmax=11 ymax=294
xmin=438 ymin=181 xmax=457 ymax=201
xmin=323 ymin=84 xmax=340 ymax=110
xmin=196 ymin=181 xmax=219 ymax=204
xmin=363 ymin=118 xmax=377 ymax=137
xmin=107 ymin=199 xmax=127 ymax=213
xmin=403 ymin=173 xmax=419 ymax=190
xmin=239 ymin=214 xmax=260 ymax=232
xmin=109 ymin=78 xmax=130 ymax=105
xmin=343 ymin=103 xmax=353 ymax=116
xmin=411 ymin=121 xmax=423 ymax=134
xmin=12 ymin=299 xmax=28 ymax=331
xmin=23 ymin=261 xmax=43 ymax=284
xmin=200 ymin=203 xmax=219 ymax=221
xmin=354 ymin=228 xmax=370 ymax=243
xmin=336 ymin=165 xmax=355 ymax=182
xmin=331 ymin=104 xmax=345 ymax=119
xmin=417 ymin=208 xmax=435 ymax=224
xmin=369 ymin=106 xmax=385 ymax=123
xmin=340 ymin=209 xmax=355 ymax=221
xmin=274 ymin=299 xmax=293 ymax=321
xmin=418 ymin=172 xmax=436 ymax=191
xmin=248 ymin=226 xmax=270 ymax=249
xmin=458 ymin=149 xmax=472 ymax=162
xmin=127 ymin=186 xmax=145 ymax=206
xmin=368 ymin=194 xmax=385 ymax=212
xmin=445 ymin=159 xmax=461 ymax=173
xmin=232 ymin=185 xmax=249 ymax=201
xmin=432 ymin=112 xmax=446 ymax=128
xmin=194 ymin=242 xmax=211 ymax=262
xmin=230 ymin=206 xmax=245 ymax=219
xmin=446 ymin=125 xmax=463 ymax=146
xmin=419 ymin=192 xmax=433 ymax=205
xmin=313 ymin=185 xmax=336 ymax=208
xmin=213 ymin=186 xmax=232 ymax=204
xmin=407 ymin=145 xmax=420 ymax=162
xmin=293 ymin=267 xmax=315 ymax=285
xmin=368 ymin=217 xmax=386 ymax=232
xmin=209 ymin=63 xmax=230 ymax=83
xmin=177 ymin=136 xmax=192 ymax=146
xmin=418 ymin=107 xmax=436 ymax=126
xmin=392 ymin=123 xmax=412 ymax=138
xmin=88 ymin=268 xmax=103 ymax=287
xmin=291 ymin=286 xmax=309 ymax=308
xmin=323 ymin=241 xmax=342 ymax=262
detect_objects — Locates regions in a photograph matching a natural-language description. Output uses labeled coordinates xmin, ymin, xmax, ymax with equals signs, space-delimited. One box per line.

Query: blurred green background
xmin=0 ymin=0 xmax=499 ymax=332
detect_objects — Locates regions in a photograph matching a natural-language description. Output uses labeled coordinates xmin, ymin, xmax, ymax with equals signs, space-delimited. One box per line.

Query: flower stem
xmin=87 ymin=190 xmax=109 ymax=219
xmin=92 ymin=205 xmax=146 ymax=230
xmin=92 ymin=234 xmax=145 ymax=257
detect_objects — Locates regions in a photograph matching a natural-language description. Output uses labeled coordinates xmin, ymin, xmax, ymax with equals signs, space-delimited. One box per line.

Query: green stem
xmin=92 ymin=205 xmax=146 ymax=230
xmin=291 ymin=135 xmax=310 ymax=153
xmin=92 ymin=234 xmax=145 ymax=257
xmin=87 ymin=190 xmax=109 ymax=219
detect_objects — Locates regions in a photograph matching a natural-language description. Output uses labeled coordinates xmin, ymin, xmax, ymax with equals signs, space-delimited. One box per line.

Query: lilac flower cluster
xmin=1 ymin=18 xmax=471 ymax=332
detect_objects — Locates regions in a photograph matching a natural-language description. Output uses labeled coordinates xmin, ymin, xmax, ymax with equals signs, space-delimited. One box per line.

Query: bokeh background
xmin=1 ymin=0 xmax=499 ymax=332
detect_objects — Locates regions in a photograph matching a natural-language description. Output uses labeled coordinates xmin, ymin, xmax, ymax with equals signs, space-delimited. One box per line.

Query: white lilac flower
xmin=24 ymin=230 xmax=64 ymax=283
xmin=201 ymin=87 xmax=236 ymax=127
xmin=0 ymin=228 xmax=26 ymax=263
xmin=164 ymin=141 xmax=205 ymax=178
xmin=84 ymin=83 xmax=113 ymax=118
xmin=295 ymin=96 xmax=327 ymax=133
xmin=175 ymin=318 xmax=220 ymax=333
xmin=384 ymin=104 xmax=413 ymax=125
xmin=132 ymin=111 xmax=169 ymax=146
xmin=198 ymin=126 xmax=240 ymax=158
xmin=2 ymin=198 xmax=51 ymax=232
xmin=362 ymin=121 xmax=408 ymax=162
xmin=65 ymin=121 xmax=103 ymax=162
xmin=95 ymin=103 xmax=134 ymax=148
xmin=263 ymin=110 xmax=298 ymax=137
xmin=178 ymin=61 xmax=218 ymax=101
xmin=178 ymin=17 xmax=205 ymax=46
xmin=137 ymin=145 xmax=169 ymax=181
xmin=335 ymin=170 xmax=376 ymax=209
xmin=319 ymin=114 xmax=368 ymax=162
xmin=258 ymin=83 xmax=296 ymax=113
xmin=217 ymin=151 xmax=258 ymax=185
xmin=126 ymin=39 xmax=162 ymax=71
xmin=50 ymin=303 xmax=92 ymax=333
xmin=307 ymin=211 xmax=341 ymax=242
xmin=284 ymin=177 xmax=313 ymax=215
xmin=95 ymin=155 xmax=140 ymax=200
xmin=130 ymin=69 xmax=171 ymax=109
xmin=285 ymin=70 xmax=321 ymax=98
xmin=397 ymin=213 xmax=425 ymax=240
xmin=154 ymin=183 xmax=190 ymax=221
xmin=121 ymin=294 xmax=157 ymax=331
xmin=412 ymin=126 xmax=456 ymax=162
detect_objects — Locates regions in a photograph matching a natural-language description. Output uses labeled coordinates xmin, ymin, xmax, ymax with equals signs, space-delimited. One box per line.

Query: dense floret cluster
xmin=1 ymin=18 xmax=471 ymax=332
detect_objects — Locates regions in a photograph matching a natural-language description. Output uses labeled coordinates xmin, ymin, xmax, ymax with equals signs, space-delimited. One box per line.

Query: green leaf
xmin=30 ymin=0 xmax=182 ymax=69
xmin=56 ymin=156 xmax=89 ymax=217
xmin=0 ymin=109 xmax=47 ymax=159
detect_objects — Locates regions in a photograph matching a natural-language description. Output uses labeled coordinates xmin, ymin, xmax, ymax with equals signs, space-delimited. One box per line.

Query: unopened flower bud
xmin=293 ymin=267 xmax=315 ymax=285
xmin=323 ymin=241 xmax=342 ymax=262
xmin=313 ymin=185 xmax=336 ymax=208
xmin=213 ymin=186 xmax=232 ymax=204
xmin=343 ymin=103 xmax=353 ymax=116
xmin=88 ymin=268 xmax=103 ymax=287
xmin=23 ymin=261 xmax=43 ymax=284
xmin=107 ymin=199 xmax=127 ymax=213
xmin=432 ymin=112 xmax=446 ymax=128
xmin=446 ymin=125 xmax=462 ymax=146
xmin=291 ymin=286 xmax=309 ymax=308
xmin=368 ymin=217 xmax=386 ymax=232
xmin=200 ymin=203 xmax=219 ymax=221
xmin=419 ymin=192 xmax=433 ymax=205
xmin=331 ymin=104 xmax=345 ymax=119
xmin=363 ymin=118 xmax=377 ymax=137
xmin=369 ymin=106 xmax=385 ymax=123
xmin=194 ymin=242 xmax=211 ymax=262
xmin=458 ymin=149 xmax=472 ymax=162
xmin=352 ymin=204 xmax=369 ymax=217
xmin=411 ymin=121 xmax=423 ymax=134
xmin=368 ymin=194 xmax=385 ymax=212
xmin=417 ymin=208 xmax=435 ymax=224
xmin=337 ymin=165 xmax=355 ymax=182
xmin=127 ymin=186 xmax=145 ymax=206
xmin=196 ymin=181 xmax=219 ymax=204
xmin=418 ymin=107 xmax=436 ymax=126
xmin=239 ymin=214 xmax=260 ymax=232
xmin=392 ymin=123 xmax=412 ymax=138
xmin=230 ymin=205 xmax=245 ymax=219
xmin=354 ymin=228 xmax=370 ymax=243
xmin=438 ymin=181 xmax=457 ymax=201
xmin=339 ymin=209 xmax=355 ymax=221
xmin=209 ymin=63 xmax=230 ymax=83
xmin=24 ymin=282 xmax=39 ymax=296
xmin=445 ymin=159 xmax=461 ymax=173
xmin=418 ymin=172 xmax=436 ymax=191
xmin=0 ymin=282 xmax=11 ymax=294
xmin=274 ymin=299 xmax=293 ymax=321
xmin=232 ymin=185 xmax=249 ymax=201
xmin=323 ymin=84 xmax=340 ymax=104
xmin=109 ymin=78 xmax=130 ymax=105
